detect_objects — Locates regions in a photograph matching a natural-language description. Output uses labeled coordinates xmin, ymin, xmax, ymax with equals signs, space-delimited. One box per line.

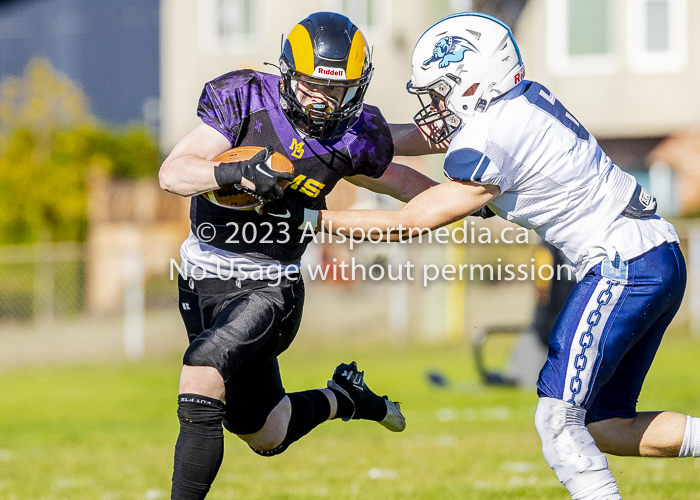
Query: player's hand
xmin=240 ymin=147 xmax=295 ymax=201
xmin=215 ymin=146 xmax=295 ymax=201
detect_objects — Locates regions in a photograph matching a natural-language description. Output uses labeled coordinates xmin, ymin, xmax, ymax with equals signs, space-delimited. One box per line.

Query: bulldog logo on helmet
xmin=422 ymin=36 xmax=478 ymax=69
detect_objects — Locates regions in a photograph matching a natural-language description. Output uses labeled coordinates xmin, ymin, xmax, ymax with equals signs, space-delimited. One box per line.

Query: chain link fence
xmin=0 ymin=242 xmax=178 ymax=325
xmin=2 ymin=222 xmax=699 ymax=342
xmin=0 ymin=243 xmax=85 ymax=322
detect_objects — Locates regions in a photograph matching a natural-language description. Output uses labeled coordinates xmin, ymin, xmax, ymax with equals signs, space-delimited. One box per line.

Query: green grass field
xmin=1 ymin=327 xmax=700 ymax=500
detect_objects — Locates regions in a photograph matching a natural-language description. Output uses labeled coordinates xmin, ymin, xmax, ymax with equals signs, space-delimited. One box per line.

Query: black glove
xmin=214 ymin=146 xmax=295 ymax=201
xmin=471 ymin=205 xmax=496 ymax=219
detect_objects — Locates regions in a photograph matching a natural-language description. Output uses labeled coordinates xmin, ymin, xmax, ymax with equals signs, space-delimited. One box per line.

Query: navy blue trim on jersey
xmin=444 ymin=148 xmax=491 ymax=182
xmin=521 ymin=82 xmax=590 ymax=141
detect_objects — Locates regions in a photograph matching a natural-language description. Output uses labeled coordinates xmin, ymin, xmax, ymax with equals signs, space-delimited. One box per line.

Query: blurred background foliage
xmin=0 ymin=58 xmax=160 ymax=244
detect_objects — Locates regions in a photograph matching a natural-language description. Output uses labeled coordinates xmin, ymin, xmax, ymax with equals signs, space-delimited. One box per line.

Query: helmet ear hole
xmin=463 ymin=83 xmax=479 ymax=97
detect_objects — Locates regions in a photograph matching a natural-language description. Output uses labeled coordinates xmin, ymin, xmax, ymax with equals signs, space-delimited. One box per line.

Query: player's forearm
xmin=319 ymin=209 xmax=421 ymax=242
xmin=389 ymin=123 xmax=449 ymax=156
xmin=319 ymin=203 xmax=449 ymax=242
xmin=391 ymin=168 xmax=436 ymax=202
xmin=158 ymin=154 xmax=220 ymax=197
xmin=317 ymin=180 xmax=499 ymax=241
xmin=347 ymin=163 xmax=437 ymax=203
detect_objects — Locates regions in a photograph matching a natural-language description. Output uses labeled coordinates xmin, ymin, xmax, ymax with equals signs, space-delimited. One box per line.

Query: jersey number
xmin=524 ymin=84 xmax=589 ymax=141
xmin=288 ymin=174 xmax=325 ymax=198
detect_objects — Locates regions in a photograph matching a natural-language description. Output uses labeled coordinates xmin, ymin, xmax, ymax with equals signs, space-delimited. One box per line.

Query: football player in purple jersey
xmin=159 ymin=12 xmax=442 ymax=500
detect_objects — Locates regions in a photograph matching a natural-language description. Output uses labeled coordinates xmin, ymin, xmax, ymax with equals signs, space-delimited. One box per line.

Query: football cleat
xmin=328 ymin=361 xmax=406 ymax=432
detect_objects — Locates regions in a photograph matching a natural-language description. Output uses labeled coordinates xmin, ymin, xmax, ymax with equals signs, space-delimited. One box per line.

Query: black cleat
xmin=328 ymin=361 xmax=406 ymax=432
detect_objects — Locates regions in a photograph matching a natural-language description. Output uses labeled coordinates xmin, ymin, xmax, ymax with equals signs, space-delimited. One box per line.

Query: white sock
xmin=679 ymin=415 xmax=700 ymax=458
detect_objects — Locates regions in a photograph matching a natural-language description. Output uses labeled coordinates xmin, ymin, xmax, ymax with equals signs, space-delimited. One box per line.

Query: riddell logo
xmin=514 ymin=69 xmax=525 ymax=85
xmin=314 ymin=66 xmax=346 ymax=79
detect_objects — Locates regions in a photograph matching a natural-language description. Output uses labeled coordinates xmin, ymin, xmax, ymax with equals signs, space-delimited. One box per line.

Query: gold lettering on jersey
xmin=289 ymin=139 xmax=305 ymax=159
xmin=288 ymin=174 xmax=306 ymax=190
xmin=301 ymin=178 xmax=324 ymax=197
xmin=287 ymin=174 xmax=325 ymax=198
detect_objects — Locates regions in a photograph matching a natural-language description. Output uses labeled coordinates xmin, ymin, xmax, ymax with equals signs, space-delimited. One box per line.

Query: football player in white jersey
xmin=308 ymin=13 xmax=700 ymax=500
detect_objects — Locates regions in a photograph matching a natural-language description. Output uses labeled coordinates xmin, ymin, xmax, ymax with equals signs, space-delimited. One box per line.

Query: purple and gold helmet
xmin=279 ymin=12 xmax=373 ymax=140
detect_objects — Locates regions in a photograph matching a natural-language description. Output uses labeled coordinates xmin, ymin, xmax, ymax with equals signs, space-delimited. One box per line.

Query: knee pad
xmin=172 ymin=394 xmax=226 ymax=499
xmin=535 ymin=397 xmax=620 ymax=500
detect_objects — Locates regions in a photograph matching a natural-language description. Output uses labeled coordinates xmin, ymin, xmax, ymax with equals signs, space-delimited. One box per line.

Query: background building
xmin=159 ymin=0 xmax=526 ymax=149
xmin=516 ymin=0 xmax=700 ymax=215
xmin=0 ymin=0 xmax=160 ymax=131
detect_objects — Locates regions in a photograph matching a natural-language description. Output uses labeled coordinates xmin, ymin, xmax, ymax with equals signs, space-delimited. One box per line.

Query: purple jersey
xmin=191 ymin=69 xmax=394 ymax=263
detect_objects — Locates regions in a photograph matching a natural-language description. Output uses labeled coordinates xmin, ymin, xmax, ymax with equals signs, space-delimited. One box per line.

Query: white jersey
xmin=179 ymin=231 xmax=299 ymax=280
xmin=445 ymin=80 xmax=678 ymax=280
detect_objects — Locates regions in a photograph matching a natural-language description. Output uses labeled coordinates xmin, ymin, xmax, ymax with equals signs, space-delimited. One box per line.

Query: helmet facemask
xmin=279 ymin=56 xmax=372 ymax=140
xmin=407 ymin=77 xmax=462 ymax=144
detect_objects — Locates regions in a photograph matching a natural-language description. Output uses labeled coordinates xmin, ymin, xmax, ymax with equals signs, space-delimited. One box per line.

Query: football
xmin=203 ymin=146 xmax=295 ymax=209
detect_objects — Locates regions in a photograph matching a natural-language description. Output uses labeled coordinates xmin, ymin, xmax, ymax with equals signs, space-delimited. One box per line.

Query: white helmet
xmin=408 ymin=13 xmax=525 ymax=143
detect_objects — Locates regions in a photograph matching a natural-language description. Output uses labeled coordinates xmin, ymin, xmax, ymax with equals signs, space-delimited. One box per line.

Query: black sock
xmin=359 ymin=392 xmax=388 ymax=421
xmin=328 ymin=387 xmax=355 ymax=420
xmin=253 ymin=390 xmax=331 ymax=456
xmin=171 ymin=394 xmax=225 ymax=500
xmin=329 ymin=388 xmax=387 ymax=421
